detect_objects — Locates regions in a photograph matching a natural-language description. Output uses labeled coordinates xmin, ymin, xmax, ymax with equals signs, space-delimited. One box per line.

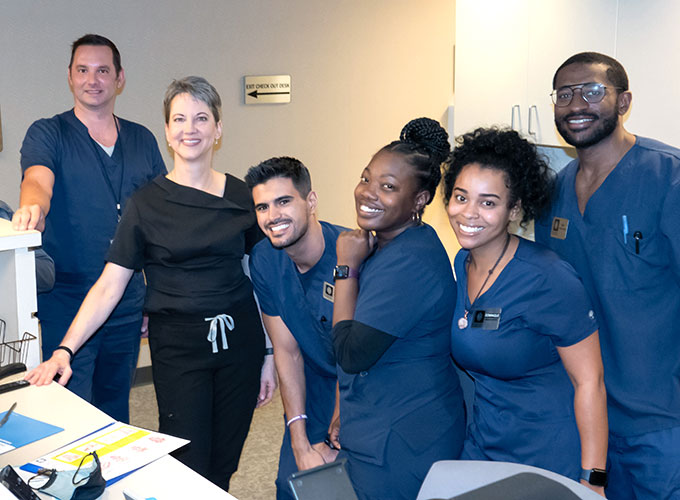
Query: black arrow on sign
xmin=248 ymin=90 xmax=290 ymax=98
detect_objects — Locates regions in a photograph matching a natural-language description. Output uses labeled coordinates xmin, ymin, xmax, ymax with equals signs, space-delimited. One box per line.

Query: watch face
xmin=588 ymin=469 xmax=608 ymax=487
xmin=334 ymin=265 xmax=349 ymax=280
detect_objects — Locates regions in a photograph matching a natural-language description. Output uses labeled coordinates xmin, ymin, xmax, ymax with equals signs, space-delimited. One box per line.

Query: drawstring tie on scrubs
xmin=205 ymin=314 xmax=234 ymax=353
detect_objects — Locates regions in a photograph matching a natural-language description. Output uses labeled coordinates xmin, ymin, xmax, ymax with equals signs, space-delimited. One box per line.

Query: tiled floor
xmin=130 ymin=383 xmax=284 ymax=499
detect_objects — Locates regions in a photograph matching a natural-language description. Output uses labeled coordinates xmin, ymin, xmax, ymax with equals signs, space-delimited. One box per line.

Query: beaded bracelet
xmin=286 ymin=414 xmax=308 ymax=427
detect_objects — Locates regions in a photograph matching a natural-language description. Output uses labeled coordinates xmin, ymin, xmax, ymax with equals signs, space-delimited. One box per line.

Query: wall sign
xmin=244 ymin=75 xmax=291 ymax=104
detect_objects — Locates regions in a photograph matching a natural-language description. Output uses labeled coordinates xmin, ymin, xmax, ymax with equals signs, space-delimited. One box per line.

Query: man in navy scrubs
xmin=535 ymin=52 xmax=680 ymax=499
xmin=13 ymin=34 xmax=165 ymax=422
xmin=245 ymin=157 xmax=343 ymax=499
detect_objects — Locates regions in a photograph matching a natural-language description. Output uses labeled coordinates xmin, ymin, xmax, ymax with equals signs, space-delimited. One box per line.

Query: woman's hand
xmin=328 ymin=413 xmax=341 ymax=449
xmin=336 ymin=229 xmax=375 ymax=269
xmin=256 ymin=354 xmax=277 ymax=408
xmin=581 ymin=482 xmax=606 ymax=497
xmin=140 ymin=314 xmax=150 ymax=338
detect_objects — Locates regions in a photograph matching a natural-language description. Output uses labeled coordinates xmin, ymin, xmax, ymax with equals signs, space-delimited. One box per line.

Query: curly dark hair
xmin=443 ymin=127 xmax=554 ymax=225
xmin=377 ymin=117 xmax=451 ymax=212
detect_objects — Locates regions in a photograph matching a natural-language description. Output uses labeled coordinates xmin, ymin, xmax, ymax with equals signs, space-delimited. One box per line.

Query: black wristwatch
xmin=580 ymin=468 xmax=608 ymax=487
xmin=333 ymin=265 xmax=359 ymax=281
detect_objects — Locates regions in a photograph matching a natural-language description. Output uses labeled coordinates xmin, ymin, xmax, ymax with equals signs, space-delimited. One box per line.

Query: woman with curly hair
xmin=331 ymin=117 xmax=466 ymax=499
xmin=444 ymin=127 xmax=608 ymax=495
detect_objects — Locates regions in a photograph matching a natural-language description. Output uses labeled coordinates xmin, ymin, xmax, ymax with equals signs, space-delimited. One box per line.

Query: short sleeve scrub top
xmin=337 ymin=224 xmax=466 ymax=500
xmin=451 ymin=238 xmax=598 ymax=480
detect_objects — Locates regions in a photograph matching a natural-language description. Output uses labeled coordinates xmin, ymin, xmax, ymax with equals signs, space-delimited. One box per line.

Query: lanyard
xmin=88 ymin=116 xmax=125 ymax=222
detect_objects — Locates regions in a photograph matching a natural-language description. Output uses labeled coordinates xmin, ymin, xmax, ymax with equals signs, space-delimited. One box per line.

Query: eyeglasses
xmin=550 ymin=82 xmax=621 ymax=107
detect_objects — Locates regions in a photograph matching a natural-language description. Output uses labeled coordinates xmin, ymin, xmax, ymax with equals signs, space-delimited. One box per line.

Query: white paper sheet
xmin=29 ymin=423 xmax=188 ymax=482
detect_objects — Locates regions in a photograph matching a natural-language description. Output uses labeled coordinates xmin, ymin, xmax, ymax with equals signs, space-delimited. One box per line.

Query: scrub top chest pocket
xmin=454 ymin=311 xmax=565 ymax=381
xmin=590 ymin=216 xmax=667 ymax=292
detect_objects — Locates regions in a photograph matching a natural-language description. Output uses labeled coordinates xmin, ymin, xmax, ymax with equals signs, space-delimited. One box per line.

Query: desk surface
xmin=1 ymin=376 xmax=236 ymax=499
xmin=416 ymin=460 xmax=603 ymax=500
xmin=0 ymin=376 xmax=113 ymax=467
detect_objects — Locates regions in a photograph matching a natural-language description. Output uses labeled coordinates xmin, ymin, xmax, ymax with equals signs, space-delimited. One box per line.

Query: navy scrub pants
xmin=40 ymin=316 xmax=142 ymax=423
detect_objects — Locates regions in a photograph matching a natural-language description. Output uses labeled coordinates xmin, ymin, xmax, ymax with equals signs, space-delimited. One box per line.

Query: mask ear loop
xmin=28 ymin=468 xmax=57 ymax=490
xmin=73 ymin=451 xmax=100 ymax=485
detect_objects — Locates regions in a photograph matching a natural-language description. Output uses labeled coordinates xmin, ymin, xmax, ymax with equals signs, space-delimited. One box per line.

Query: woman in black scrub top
xmin=26 ymin=76 xmax=276 ymax=491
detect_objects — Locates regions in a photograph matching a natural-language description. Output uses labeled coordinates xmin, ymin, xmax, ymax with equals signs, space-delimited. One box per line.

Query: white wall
xmin=0 ymin=0 xmax=457 ymax=252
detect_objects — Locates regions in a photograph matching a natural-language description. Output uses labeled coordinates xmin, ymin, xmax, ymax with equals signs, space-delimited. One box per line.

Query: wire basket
xmin=0 ymin=318 xmax=37 ymax=366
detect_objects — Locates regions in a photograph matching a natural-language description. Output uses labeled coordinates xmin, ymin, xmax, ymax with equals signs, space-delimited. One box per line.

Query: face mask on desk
xmin=29 ymin=451 xmax=106 ymax=500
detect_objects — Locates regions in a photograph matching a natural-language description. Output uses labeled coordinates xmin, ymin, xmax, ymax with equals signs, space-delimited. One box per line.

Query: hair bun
xmin=400 ymin=117 xmax=450 ymax=164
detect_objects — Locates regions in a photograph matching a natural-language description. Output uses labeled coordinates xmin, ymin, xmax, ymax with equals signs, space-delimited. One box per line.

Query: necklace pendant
xmin=458 ymin=316 xmax=468 ymax=329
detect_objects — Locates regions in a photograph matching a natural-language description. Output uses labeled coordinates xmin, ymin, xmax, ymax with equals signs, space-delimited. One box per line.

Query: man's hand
xmin=12 ymin=204 xmax=46 ymax=231
xmin=256 ymin=354 xmax=277 ymax=408
xmin=24 ymin=350 xmax=73 ymax=386
xmin=294 ymin=443 xmax=327 ymax=471
xmin=313 ymin=441 xmax=338 ymax=464
xmin=294 ymin=441 xmax=338 ymax=471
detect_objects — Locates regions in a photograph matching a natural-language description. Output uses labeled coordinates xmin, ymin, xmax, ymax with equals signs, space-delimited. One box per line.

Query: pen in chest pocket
xmin=633 ymin=231 xmax=643 ymax=254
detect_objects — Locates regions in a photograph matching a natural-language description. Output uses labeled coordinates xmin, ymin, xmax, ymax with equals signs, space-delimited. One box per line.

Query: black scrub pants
xmin=147 ymin=298 xmax=264 ymax=491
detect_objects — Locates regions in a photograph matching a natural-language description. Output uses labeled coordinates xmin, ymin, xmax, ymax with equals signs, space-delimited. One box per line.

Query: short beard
xmin=555 ymin=110 xmax=618 ymax=149
xmin=270 ymin=221 xmax=309 ymax=250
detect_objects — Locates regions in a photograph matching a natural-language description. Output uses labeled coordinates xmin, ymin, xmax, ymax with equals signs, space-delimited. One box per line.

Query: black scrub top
xmin=107 ymin=173 xmax=263 ymax=316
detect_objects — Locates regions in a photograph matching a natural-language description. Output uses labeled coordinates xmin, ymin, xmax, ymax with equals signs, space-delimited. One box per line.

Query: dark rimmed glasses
xmin=550 ymin=82 xmax=621 ymax=107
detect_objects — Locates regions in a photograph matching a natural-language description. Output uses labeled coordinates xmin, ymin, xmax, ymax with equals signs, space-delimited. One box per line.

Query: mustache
xmin=561 ymin=112 xmax=598 ymax=121
xmin=266 ymin=218 xmax=292 ymax=230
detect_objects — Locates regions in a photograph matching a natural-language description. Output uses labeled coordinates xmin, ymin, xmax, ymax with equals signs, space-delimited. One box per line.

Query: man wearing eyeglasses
xmin=535 ymin=52 xmax=680 ymax=499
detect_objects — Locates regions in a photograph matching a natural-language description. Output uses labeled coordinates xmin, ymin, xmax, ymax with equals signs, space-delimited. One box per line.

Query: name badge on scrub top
xmin=323 ymin=282 xmax=335 ymax=303
xmin=550 ymin=217 xmax=569 ymax=240
xmin=471 ymin=308 xmax=502 ymax=330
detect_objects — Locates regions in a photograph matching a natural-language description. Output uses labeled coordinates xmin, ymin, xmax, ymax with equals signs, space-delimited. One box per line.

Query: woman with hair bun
xmin=444 ymin=127 xmax=607 ymax=495
xmin=331 ymin=118 xmax=466 ymax=500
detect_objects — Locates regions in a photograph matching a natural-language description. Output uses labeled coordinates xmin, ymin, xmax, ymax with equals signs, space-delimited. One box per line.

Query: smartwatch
xmin=333 ymin=265 xmax=359 ymax=280
xmin=580 ymin=468 xmax=608 ymax=487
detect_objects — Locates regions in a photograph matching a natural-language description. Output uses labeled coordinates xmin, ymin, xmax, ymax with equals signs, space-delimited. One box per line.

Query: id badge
xmin=471 ymin=308 xmax=502 ymax=330
xmin=550 ymin=217 xmax=569 ymax=240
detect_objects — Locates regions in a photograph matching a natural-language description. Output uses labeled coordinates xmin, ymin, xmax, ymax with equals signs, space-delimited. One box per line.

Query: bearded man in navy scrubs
xmin=13 ymin=34 xmax=165 ymax=422
xmin=535 ymin=52 xmax=680 ymax=499
xmin=246 ymin=157 xmax=343 ymax=499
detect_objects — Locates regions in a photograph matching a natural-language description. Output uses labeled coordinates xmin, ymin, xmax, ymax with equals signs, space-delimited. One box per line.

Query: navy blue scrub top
xmin=338 ymin=224 xmax=465 ymax=466
xmin=249 ymin=221 xmax=346 ymax=443
xmin=20 ymin=109 xmax=166 ymax=324
xmin=535 ymin=136 xmax=680 ymax=437
xmin=451 ymin=238 xmax=597 ymax=479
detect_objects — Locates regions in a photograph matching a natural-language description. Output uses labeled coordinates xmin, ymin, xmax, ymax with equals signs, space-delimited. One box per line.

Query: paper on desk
xmin=27 ymin=423 xmax=188 ymax=482
xmin=0 ymin=412 xmax=63 ymax=454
